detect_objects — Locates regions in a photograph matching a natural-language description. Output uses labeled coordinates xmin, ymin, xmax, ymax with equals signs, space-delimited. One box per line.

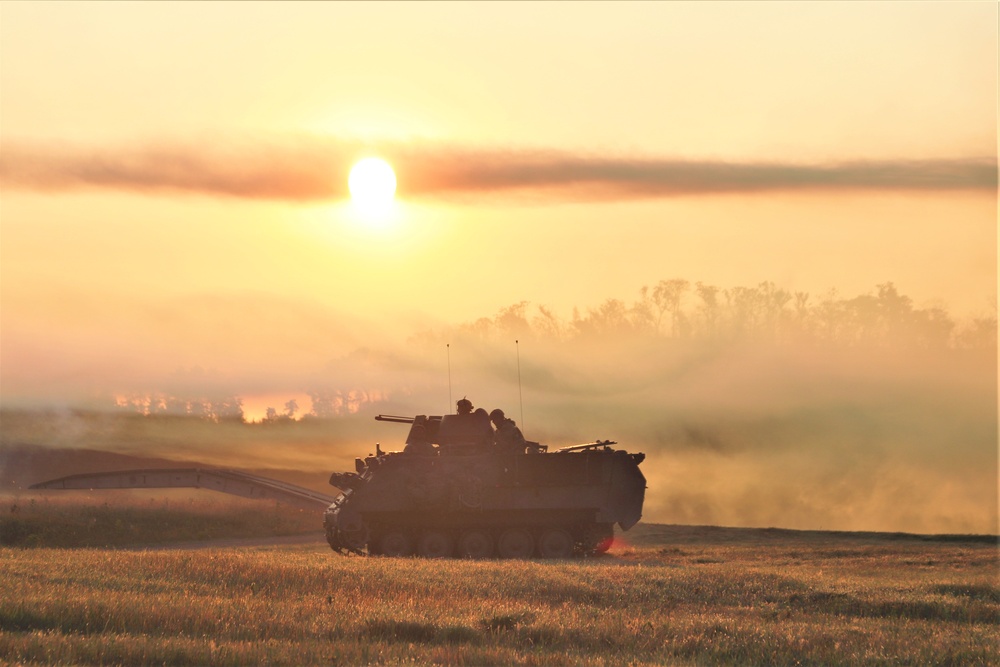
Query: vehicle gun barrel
xmin=555 ymin=440 xmax=618 ymax=453
xmin=374 ymin=415 xmax=416 ymax=424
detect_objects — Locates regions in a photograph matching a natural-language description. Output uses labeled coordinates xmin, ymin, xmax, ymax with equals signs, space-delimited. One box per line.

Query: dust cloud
xmin=1 ymin=281 xmax=996 ymax=535
xmin=425 ymin=321 xmax=996 ymax=536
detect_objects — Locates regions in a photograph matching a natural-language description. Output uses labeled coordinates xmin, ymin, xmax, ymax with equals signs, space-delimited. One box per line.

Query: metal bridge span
xmin=30 ymin=468 xmax=337 ymax=513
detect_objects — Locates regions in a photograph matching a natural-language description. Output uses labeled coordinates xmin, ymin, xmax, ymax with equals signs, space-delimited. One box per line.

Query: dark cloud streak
xmin=397 ymin=150 xmax=997 ymax=198
xmin=0 ymin=140 xmax=352 ymax=201
xmin=1 ymin=138 xmax=995 ymax=202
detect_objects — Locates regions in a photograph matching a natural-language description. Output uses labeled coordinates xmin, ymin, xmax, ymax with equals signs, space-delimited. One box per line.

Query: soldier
xmin=403 ymin=415 xmax=435 ymax=455
xmin=489 ymin=408 xmax=526 ymax=453
xmin=456 ymin=397 xmax=474 ymax=415
xmin=474 ymin=407 xmax=495 ymax=445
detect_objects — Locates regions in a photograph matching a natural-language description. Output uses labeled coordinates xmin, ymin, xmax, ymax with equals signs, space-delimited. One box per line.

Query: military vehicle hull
xmin=324 ymin=443 xmax=646 ymax=558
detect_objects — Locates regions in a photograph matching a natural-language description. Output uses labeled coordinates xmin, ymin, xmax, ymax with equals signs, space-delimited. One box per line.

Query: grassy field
xmin=0 ymin=492 xmax=320 ymax=549
xmin=0 ymin=499 xmax=996 ymax=666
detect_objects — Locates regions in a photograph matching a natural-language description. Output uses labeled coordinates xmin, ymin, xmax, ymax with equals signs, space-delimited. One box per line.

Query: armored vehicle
xmin=325 ymin=409 xmax=646 ymax=558
xmin=30 ymin=405 xmax=647 ymax=559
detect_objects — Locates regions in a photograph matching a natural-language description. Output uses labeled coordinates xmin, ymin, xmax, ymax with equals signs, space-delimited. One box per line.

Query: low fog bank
xmin=1 ymin=281 xmax=996 ymax=535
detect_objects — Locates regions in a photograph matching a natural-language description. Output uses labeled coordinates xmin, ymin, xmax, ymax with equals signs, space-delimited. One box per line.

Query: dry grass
xmin=1 ymin=515 xmax=996 ymax=666
xmin=0 ymin=492 xmax=319 ymax=548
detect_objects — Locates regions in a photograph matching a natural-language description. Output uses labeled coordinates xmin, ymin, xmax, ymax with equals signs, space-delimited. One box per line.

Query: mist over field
xmin=1 ymin=280 xmax=996 ymax=536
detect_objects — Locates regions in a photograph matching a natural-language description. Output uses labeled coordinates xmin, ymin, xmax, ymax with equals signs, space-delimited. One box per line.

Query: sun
xmin=348 ymin=157 xmax=396 ymax=215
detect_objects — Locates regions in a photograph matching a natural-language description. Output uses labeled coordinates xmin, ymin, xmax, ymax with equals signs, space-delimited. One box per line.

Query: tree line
xmin=111 ymin=388 xmax=385 ymax=424
xmin=456 ymin=280 xmax=996 ymax=351
xmin=110 ymin=279 xmax=996 ymax=423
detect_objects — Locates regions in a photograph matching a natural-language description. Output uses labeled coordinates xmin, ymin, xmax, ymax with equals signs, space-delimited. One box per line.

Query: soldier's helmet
xmin=489 ymin=408 xmax=505 ymax=421
xmin=456 ymin=398 xmax=474 ymax=414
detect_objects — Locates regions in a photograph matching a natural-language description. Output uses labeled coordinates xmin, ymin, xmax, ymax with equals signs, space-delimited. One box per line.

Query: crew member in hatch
xmin=490 ymin=408 xmax=526 ymax=454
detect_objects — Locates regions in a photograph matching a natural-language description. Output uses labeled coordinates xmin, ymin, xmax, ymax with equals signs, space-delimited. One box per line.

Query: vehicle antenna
xmin=516 ymin=339 xmax=524 ymax=430
xmin=447 ymin=343 xmax=453 ymax=414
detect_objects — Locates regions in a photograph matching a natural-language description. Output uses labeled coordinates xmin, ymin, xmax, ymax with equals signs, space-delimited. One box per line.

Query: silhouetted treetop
xmin=444 ymin=279 xmax=996 ymax=352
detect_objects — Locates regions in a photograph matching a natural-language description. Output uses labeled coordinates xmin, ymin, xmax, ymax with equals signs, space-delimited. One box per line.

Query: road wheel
xmin=379 ymin=530 xmax=412 ymax=557
xmin=339 ymin=527 xmax=369 ymax=553
xmin=537 ymin=528 xmax=574 ymax=559
xmin=497 ymin=528 xmax=534 ymax=559
xmin=417 ymin=530 xmax=453 ymax=558
xmin=457 ymin=529 xmax=494 ymax=559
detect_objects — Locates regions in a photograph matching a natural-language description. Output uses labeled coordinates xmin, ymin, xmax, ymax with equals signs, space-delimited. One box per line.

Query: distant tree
xmin=956 ymin=314 xmax=998 ymax=350
xmin=694 ymin=282 xmax=721 ymax=337
xmin=147 ymin=393 xmax=167 ymax=415
xmin=531 ymin=305 xmax=567 ymax=339
xmin=724 ymin=285 xmax=763 ymax=336
xmin=308 ymin=388 xmax=339 ymax=418
xmin=631 ymin=286 xmax=657 ymax=335
xmin=262 ymin=400 xmax=298 ymax=424
xmin=814 ymin=290 xmax=844 ymax=343
xmin=495 ymin=302 xmax=531 ymax=340
xmin=210 ymin=396 xmax=244 ymax=423
xmin=876 ymin=282 xmax=914 ymax=342
xmin=122 ymin=393 xmax=148 ymax=415
xmin=573 ymin=298 xmax=634 ymax=338
xmin=791 ymin=292 xmax=812 ymax=338
xmin=843 ymin=293 xmax=880 ymax=345
xmin=910 ymin=307 xmax=955 ymax=349
xmin=165 ymin=396 xmax=188 ymax=416
xmin=755 ymin=282 xmax=792 ymax=338
xmin=461 ymin=317 xmax=495 ymax=341
xmin=188 ymin=399 xmax=209 ymax=420
xmin=652 ymin=279 xmax=690 ymax=337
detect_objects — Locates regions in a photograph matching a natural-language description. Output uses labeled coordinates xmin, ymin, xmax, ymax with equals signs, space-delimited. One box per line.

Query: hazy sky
xmin=1 ymin=2 xmax=996 ymax=535
xmin=1 ymin=1 xmax=996 ymax=407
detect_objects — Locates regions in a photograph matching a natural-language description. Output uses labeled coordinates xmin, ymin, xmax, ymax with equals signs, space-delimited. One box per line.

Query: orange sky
xmin=1 ymin=2 xmax=996 ymax=535
xmin=0 ymin=1 xmax=996 ymax=407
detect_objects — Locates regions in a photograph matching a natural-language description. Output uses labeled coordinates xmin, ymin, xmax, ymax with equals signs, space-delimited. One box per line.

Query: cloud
xmin=396 ymin=150 xmax=998 ymax=199
xmin=0 ymin=138 xmax=352 ymax=201
xmin=1 ymin=137 xmax=995 ymax=202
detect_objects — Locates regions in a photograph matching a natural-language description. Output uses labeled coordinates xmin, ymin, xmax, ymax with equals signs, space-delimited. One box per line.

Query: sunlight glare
xmin=348 ymin=157 xmax=397 ymax=217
